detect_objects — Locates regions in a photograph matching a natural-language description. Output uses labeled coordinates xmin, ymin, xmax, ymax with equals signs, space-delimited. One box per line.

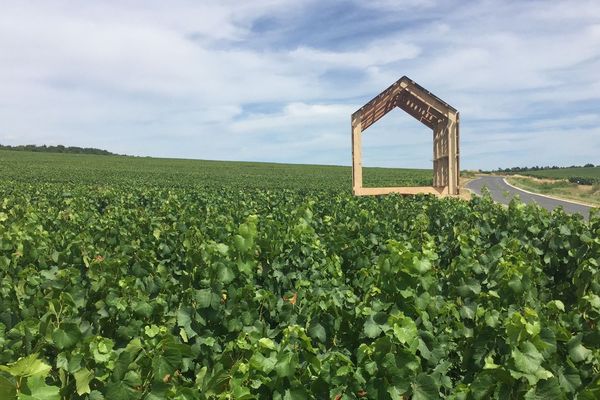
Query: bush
xmin=568 ymin=176 xmax=600 ymax=185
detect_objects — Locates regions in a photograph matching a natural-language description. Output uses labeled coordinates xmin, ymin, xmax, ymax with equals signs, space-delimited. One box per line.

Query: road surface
xmin=466 ymin=176 xmax=594 ymax=220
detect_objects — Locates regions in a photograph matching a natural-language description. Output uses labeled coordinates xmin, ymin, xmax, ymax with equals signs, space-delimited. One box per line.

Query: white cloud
xmin=0 ymin=0 xmax=599 ymax=169
xmin=290 ymin=41 xmax=420 ymax=69
xmin=232 ymin=102 xmax=354 ymax=133
xmin=358 ymin=0 xmax=438 ymax=11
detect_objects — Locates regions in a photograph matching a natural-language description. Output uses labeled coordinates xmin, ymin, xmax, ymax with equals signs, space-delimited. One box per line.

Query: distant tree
xmin=0 ymin=143 xmax=117 ymax=155
xmin=584 ymin=163 xmax=595 ymax=168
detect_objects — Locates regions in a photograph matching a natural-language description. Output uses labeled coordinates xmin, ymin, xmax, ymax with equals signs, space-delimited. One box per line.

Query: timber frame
xmin=352 ymin=76 xmax=460 ymax=196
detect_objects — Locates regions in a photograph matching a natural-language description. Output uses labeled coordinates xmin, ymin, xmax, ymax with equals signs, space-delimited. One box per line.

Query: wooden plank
xmin=352 ymin=79 xmax=404 ymax=120
xmin=351 ymin=76 xmax=457 ymax=120
xmin=352 ymin=122 xmax=362 ymax=194
xmin=355 ymin=186 xmax=449 ymax=196
xmin=360 ymin=95 xmax=399 ymax=130
xmin=447 ymin=120 xmax=458 ymax=195
xmin=359 ymin=89 xmax=448 ymax=131
xmin=396 ymin=90 xmax=446 ymax=129
xmin=456 ymin=112 xmax=460 ymax=194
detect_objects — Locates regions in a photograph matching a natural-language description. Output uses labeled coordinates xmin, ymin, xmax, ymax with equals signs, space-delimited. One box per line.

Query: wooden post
xmin=455 ymin=113 xmax=460 ymax=194
xmin=433 ymin=126 xmax=443 ymax=187
xmin=447 ymin=118 xmax=457 ymax=195
xmin=352 ymin=119 xmax=362 ymax=194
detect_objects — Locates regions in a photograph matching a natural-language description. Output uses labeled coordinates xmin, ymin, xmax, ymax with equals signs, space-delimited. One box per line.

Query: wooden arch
xmin=351 ymin=76 xmax=460 ymax=196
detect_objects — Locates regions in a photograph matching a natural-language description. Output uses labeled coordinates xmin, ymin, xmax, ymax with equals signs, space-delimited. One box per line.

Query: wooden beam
xmin=352 ymin=121 xmax=362 ymax=194
xmin=396 ymin=90 xmax=447 ymax=130
xmin=354 ymin=186 xmax=449 ymax=196
xmin=447 ymin=119 xmax=458 ymax=195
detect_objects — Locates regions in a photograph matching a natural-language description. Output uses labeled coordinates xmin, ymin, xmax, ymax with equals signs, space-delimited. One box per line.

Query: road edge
xmin=502 ymin=178 xmax=596 ymax=208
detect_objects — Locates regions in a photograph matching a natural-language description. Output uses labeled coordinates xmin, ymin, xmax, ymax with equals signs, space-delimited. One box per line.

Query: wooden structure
xmin=352 ymin=76 xmax=459 ymax=196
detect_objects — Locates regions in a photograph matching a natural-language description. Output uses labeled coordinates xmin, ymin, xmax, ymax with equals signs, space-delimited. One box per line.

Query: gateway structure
xmin=352 ymin=76 xmax=459 ymax=196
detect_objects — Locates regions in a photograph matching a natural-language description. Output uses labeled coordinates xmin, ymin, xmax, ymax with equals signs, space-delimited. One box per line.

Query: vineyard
xmin=0 ymin=151 xmax=432 ymax=190
xmin=1 ymin=151 xmax=600 ymax=399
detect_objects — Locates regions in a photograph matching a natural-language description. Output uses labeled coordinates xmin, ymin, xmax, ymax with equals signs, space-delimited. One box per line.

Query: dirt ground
xmin=458 ymin=176 xmax=474 ymax=200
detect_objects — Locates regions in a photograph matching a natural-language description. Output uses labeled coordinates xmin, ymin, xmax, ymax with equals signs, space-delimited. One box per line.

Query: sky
xmin=1 ymin=0 xmax=600 ymax=170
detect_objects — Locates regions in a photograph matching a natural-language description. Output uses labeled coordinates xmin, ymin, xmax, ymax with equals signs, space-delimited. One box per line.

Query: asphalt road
xmin=466 ymin=176 xmax=594 ymax=220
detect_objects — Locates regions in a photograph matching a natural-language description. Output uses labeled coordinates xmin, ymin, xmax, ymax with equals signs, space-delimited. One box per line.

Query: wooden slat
xmin=359 ymin=89 xmax=448 ymax=131
xmin=354 ymin=186 xmax=449 ymax=196
xmin=360 ymin=95 xmax=398 ymax=130
xmin=396 ymin=90 xmax=446 ymax=130
xmin=352 ymin=122 xmax=362 ymax=193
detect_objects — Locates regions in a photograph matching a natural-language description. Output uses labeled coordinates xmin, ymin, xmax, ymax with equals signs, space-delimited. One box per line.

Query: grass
xmin=460 ymin=170 xmax=478 ymax=179
xmin=507 ymin=176 xmax=600 ymax=207
xmin=0 ymin=150 xmax=433 ymax=191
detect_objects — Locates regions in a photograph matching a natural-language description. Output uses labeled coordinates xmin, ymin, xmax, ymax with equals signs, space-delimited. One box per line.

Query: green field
xmin=521 ymin=167 xmax=600 ymax=183
xmin=1 ymin=150 xmax=600 ymax=399
xmin=0 ymin=150 xmax=432 ymax=190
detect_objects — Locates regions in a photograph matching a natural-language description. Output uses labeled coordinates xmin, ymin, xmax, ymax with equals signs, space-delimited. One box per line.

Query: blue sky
xmin=1 ymin=0 xmax=599 ymax=169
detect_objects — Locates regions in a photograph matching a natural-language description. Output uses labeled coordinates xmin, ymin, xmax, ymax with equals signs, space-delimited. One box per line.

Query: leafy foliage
xmin=0 ymin=152 xmax=599 ymax=399
xmin=0 ymin=150 xmax=432 ymax=190
xmin=567 ymin=177 xmax=600 ymax=186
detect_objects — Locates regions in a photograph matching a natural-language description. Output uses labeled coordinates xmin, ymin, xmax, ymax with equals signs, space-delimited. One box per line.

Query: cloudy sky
xmin=1 ymin=0 xmax=600 ymax=169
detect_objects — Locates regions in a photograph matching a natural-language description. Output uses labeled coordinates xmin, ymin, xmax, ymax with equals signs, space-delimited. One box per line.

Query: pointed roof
xmin=352 ymin=76 xmax=457 ymax=131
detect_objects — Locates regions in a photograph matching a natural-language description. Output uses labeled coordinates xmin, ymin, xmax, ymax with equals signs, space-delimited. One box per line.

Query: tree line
xmin=491 ymin=163 xmax=596 ymax=173
xmin=0 ymin=144 xmax=118 ymax=155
